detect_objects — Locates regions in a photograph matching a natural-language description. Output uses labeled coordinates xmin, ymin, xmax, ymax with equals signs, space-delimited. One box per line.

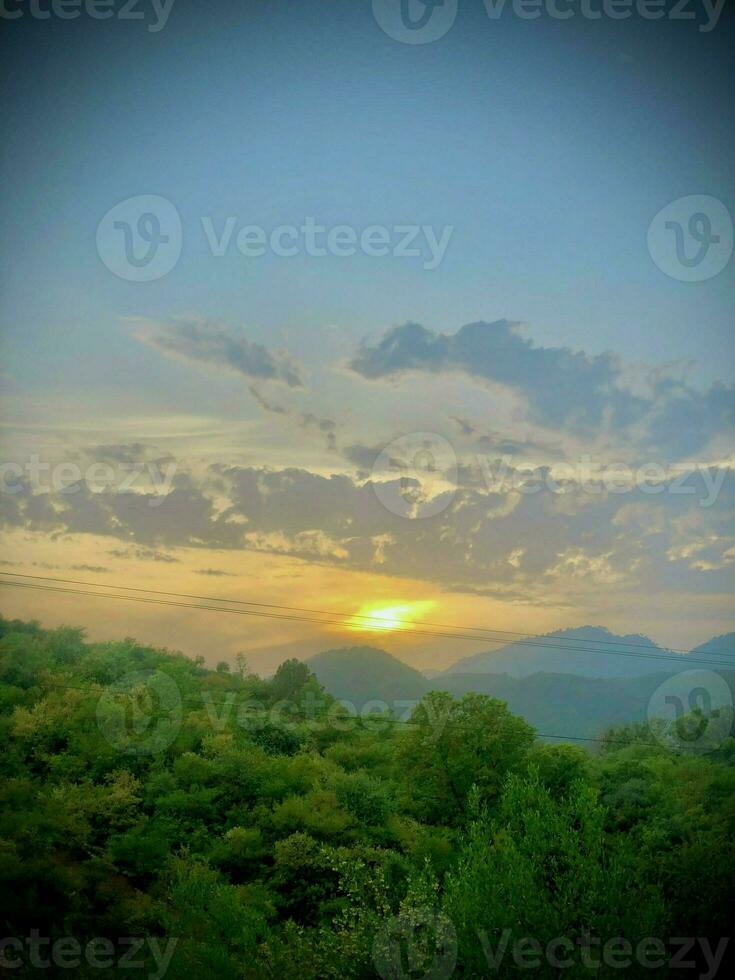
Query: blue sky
xmin=3 ymin=2 xmax=733 ymax=385
xmin=1 ymin=1 xmax=733 ymax=669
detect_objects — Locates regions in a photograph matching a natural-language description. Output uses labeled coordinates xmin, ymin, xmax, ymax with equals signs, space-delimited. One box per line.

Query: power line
xmin=534 ymin=732 xmax=663 ymax=747
xmin=2 ymin=575 xmax=735 ymax=669
xmin=1 ymin=570 xmax=725 ymax=658
xmin=0 ymin=572 xmax=735 ymax=662
xmin=2 ymin=577 xmax=733 ymax=668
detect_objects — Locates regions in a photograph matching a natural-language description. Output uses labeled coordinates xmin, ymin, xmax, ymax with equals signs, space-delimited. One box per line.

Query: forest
xmin=1 ymin=614 xmax=734 ymax=978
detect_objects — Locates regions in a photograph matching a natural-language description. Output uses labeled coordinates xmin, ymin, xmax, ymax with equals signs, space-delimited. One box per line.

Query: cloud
xmin=349 ymin=320 xmax=735 ymax=459
xmin=300 ymin=413 xmax=337 ymax=452
xmin=134 ymin=316 xmax=304 ymax=388
xmin=88 ymin=443 xmax=149 ymax=465
xmin=349 ymin=320 xmax=634 ymax=431
xmin=642 ymin=377 xmax=735 ymax=459
xmin=449 ymin=415 xmax=560 ymax=458
xmin=245 ymin=382 xmax=338 ymax=450
xmin=248 ymin=385 xmax=288 ymax=415
xmin=341 ymin=443 xmax=385 ymax=474
xmin=108 ymin=546 xmax=180 ymax=563
xmin=209 ymin=461 xmax=735 ymax=598
xmin=449 ymin=416 xmax=476 ymax=437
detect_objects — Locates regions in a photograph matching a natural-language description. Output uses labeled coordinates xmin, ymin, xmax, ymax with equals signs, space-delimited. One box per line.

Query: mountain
xmin=430 ymin=669 xmax=735 ymax=740
xmin=690 ymin=633 xmax=735 ymax=663
xmin=307 ymin=645 xmax=429 ymax=710
xmin=308 ymin=644 xmax=735 ymax=741
xmin=440 ymin=626 xmax=688 ymax=680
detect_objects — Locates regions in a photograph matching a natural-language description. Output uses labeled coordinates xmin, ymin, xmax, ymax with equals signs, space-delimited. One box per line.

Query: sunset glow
xmin=347 ymin=602 xmax=435 ymax=633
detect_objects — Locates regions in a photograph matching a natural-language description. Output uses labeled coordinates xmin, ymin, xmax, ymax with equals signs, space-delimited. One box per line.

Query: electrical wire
xmin=2 ymin=572 xmax=733 ymax=667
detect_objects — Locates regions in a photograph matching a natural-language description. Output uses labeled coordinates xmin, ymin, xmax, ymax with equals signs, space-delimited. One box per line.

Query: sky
xmin=1 ymin=0 xmax=734 ymax=673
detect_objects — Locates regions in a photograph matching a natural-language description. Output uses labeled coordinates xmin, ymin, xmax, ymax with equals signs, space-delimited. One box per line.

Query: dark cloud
xmin=248 ymin=385 xmax=288 ymax=415
xmin=449 ymin=416 xmax=476 ymax=437
xmin=341 ymin=443 xmax=384 ymax=474
xmin=88 ymin=443 xmax=150 ymax=465
xmin=341 ymin=443 xmax=423 ymax=475
xmin=108 ymin=547 xmax=180 ymax=563
xmin=300 ymin=413 xmax=337 ymax=452
xmin=246 ymin=386 xmax=338 ymax=450
xmin=349 ymin=320 xmax=634 ymax=430
xmin=448 ymin=416 xmax=559 ymax=458
xmin=350 ymin=321 xmax=735 ymax=458
xmin=136 ymin=317 xmax=304 ymax=388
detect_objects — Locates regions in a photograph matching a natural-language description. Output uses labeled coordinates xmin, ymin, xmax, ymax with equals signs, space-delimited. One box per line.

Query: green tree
xmin=443 ymin=769 xmax=665 ymax=977
xmin=397 ymin=691 xmax=535 ymax=823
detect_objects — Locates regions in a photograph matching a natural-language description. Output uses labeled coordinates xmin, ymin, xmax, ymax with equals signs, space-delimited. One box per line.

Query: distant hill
xmin=429 ymin=670 xmax=733 ymax=740
xmin=308 ymin=645 xmax=428 ymax=710
xmin=430 ymin=670 xmax=652 ymax=738
xmin=691 ymin=632 xmax=735 ymax=663
xmin=307 ymin=635 xmax=735 ymax=737
xmin=307 ymin=642 xmax=735 ymax=741
xmin=440 ymin=626 xmax=688 ymax=680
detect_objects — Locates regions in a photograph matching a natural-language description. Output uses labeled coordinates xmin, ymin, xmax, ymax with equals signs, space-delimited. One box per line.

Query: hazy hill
xmin=691 ymin=632 xmax=735 ymax=662
xmin=439 ymin=626 xmax=688 ymax=680
xmin=307 ymin=645 xmax=428 ymax=709
xmin=307 ymin=643 xmax=735 ymax=740
xmin=431 ymin=669 xmax=733 ymax=740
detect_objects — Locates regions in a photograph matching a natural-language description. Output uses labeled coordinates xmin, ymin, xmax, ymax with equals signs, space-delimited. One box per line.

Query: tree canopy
xmin=1 ymin=614 xmax=733 ymax=978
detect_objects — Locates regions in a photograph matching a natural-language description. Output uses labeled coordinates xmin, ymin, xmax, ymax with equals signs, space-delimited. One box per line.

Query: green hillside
xmin=2 ymin=614 xmax=734 ymax=978
xmin=308 ymin=645 xmax=429 ymax=709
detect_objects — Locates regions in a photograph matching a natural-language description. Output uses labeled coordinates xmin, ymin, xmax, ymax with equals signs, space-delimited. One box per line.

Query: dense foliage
xmin=1 ymin=615 xmax=734 ymax=978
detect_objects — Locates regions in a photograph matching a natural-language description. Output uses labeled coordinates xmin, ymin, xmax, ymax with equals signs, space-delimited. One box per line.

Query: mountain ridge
xmin=439 ymin=625 xmax=691 ymax=680
xmin=307 ymin=633 xmax=735 ymax=738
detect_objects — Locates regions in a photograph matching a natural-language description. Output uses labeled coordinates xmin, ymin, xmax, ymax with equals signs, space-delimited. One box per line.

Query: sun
xmin=346 ymin=601 xmax=434 ymax=633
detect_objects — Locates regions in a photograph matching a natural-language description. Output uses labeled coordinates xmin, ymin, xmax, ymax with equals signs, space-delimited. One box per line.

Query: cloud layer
xmin=3 ymin=451 xmax=733 ymax=605
xmin=4 ymin=316 xmax=732 ymax=637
